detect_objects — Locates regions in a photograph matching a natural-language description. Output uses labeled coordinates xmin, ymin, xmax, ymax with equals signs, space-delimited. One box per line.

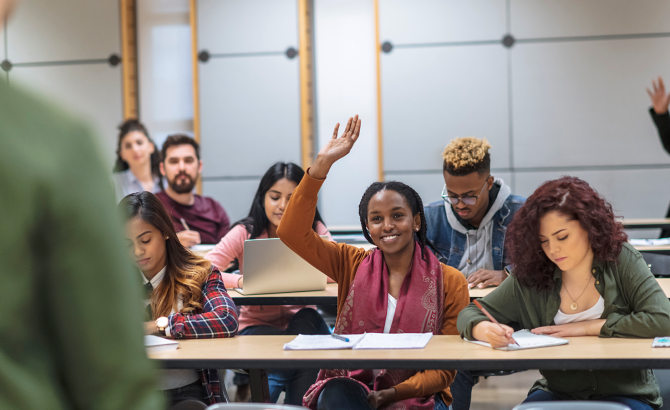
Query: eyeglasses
xmin=441 ymin=176 xmax=491 ymax=206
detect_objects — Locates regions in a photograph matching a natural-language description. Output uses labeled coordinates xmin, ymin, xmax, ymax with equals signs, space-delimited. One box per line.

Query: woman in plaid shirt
xmin=120 ymin=191 xmax=239 ymax=406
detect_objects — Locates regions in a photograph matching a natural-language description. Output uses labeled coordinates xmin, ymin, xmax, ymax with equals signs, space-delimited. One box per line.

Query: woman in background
xmin=205 ymin=161 xmax=332 ymax=405
xmin=112 ymin=119 xmax=163 ymax=202
xmin=458 ymin=176 xmax=670 ymax=410
xmin=120 ymin=191 xmax=238 ymax=406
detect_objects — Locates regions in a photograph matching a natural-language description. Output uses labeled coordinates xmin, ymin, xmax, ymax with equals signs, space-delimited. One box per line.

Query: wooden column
xmin=298 ymin=0 xmax=316 ymax=169
xmin=373 ymin=0 xmax=384 ymax=182
xmin=120 ymin=0 xmax=138 ymax=119
xmin=189 ymin=0 xmax=202 ymax=194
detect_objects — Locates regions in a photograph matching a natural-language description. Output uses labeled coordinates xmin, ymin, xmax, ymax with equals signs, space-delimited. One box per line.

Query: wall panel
xmin=511 ymin=0 xmax=670 ymax=39
xmin=512 ymin=38 xmax=670 ymax=168
xmin=381 ymin=45 xmax=509 ymax=173
xmin=199 ymin=55 xmax=300 ymax=178
xmin=10 ymin=64 xmax=123 ymax=158
xmin=198 ymin=0 xmax=297 ymax=54
xmin=202 ymin=179 xmax=261 ymax=225
xmin=7 ymin=0 xmax=120 ymax=62
xmin=380 ymin=0 xmax=506 ymax=44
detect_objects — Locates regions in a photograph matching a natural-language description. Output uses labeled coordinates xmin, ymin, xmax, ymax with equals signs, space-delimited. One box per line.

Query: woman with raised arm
xmin=120 ymin=191 xmax=238 ymax=406
xmin=457 ymin=176 xmax=670 ymax=410
xmin=277 ymin=116 xmax=470 ymax=410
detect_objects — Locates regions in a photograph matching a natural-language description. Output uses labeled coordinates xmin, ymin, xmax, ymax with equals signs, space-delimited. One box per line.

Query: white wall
xmin=313 ymin=0 xmax=379 ymax=226
xmin=3 ymin=0 xmax=123 ymax=165
xmin=137 ymin=0 xmax=193 ymax=149
xmin=377 ymin=0 xmax=670 ymax=238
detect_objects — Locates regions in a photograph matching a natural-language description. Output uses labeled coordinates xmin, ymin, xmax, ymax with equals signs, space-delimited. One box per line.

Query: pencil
xmin=179 ymin=218 xmax=191 ymax=231
xmin=473 ymin=300 xmax=520 ymax=347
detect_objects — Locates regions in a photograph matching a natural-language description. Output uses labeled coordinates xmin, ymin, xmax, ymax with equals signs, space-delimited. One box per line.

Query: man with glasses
xmin=424 ymin=136 xmax=525 ymax=410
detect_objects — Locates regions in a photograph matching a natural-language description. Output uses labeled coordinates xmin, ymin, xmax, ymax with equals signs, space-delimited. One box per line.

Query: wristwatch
xmin=156 ymin=317 xmax=168 ymax=335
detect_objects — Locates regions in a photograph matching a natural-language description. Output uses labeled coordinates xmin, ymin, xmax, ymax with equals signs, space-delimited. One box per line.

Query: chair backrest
xmin=513 ymin=402 xmax=630 ymax=410
xmin=207 ymin=404 xmax=305 ymax=410
xmin=169 ymin=399 xmax=208 ymax=410
xmin=641 ymin=252 xmax=670 ymax=277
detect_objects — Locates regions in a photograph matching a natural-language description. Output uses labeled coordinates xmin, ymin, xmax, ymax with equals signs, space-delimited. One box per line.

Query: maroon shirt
xmin=156 ymin=191 xmax=230 ymax=244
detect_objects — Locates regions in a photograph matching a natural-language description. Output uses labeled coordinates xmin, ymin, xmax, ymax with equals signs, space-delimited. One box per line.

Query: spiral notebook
xmin=465 ymin=329 xmax=569 ymax=351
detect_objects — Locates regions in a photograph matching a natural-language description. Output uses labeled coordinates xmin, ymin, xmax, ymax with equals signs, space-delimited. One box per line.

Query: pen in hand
xmin=180 ymin=218 xmax=191 ymax=231
xmin=473 ymin=300 xmax=519 ymax=347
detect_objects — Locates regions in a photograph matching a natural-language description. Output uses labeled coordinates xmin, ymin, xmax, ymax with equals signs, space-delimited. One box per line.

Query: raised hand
xmin=309 ymin=115 xmax=361 ymax=179
xmin=647 ymin=76 xmax=670 ymax=114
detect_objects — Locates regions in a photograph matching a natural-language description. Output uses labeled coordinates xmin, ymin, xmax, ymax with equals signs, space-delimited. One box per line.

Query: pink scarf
xmin=303 ymin=241 xmax=445 ymax=410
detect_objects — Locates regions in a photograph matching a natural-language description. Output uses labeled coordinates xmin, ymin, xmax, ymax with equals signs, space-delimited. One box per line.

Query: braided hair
xmin=358 ymin=181 xmax=429 ymax=261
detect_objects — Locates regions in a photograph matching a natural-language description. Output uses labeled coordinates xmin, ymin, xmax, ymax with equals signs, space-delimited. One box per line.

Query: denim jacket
xmin=425 ymin=182 xmax=525 ymax=273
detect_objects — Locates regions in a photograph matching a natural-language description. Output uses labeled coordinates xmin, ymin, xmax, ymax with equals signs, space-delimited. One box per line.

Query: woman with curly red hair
xmin=457 ymin=176 xmax=670 ymax=410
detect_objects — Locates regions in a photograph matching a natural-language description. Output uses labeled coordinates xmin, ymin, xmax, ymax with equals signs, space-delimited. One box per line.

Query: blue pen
xmin=331 ymin=333 xmax=350 ymax=342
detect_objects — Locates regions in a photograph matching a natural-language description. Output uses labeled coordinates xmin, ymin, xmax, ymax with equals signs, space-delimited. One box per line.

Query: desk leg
xmin=249 ymin=369 xmax=271 ymax=403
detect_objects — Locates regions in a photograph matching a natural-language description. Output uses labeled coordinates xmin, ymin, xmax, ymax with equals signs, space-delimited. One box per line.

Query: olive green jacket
xmin=457 ymin=243 xmax=670 ymax=409
xmin=0 ymin=81 xmax=164 ymax=409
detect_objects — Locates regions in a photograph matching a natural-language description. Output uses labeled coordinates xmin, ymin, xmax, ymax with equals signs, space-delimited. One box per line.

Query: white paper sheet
xmin=466 ymin=330 xmax=569 ymax=351
xmin=283 ymin=334 xmax=365 ymax=350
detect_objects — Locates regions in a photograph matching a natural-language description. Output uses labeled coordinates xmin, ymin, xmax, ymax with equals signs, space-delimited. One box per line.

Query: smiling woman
xmin=277 ymin=116 xmax=469 ymax=410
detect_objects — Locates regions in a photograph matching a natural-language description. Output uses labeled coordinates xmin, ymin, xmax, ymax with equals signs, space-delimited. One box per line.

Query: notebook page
xmin=353 ymin=333 xmax=433 ymax=350
xmin=466 ymin=330 xmax=568 ymax=351
xmin=283 ymin=334 xmax=365 ymax=350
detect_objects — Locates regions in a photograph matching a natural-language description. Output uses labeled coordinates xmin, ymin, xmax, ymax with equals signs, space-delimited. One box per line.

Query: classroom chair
xmin=654 ymin=369 xmax=670 ymax=409
xmin=641 ymin=252 xmax=670 ymax=277
xmin=169 ymin=399 xmax=208 ymax=410
xmin=206 ymin=404 xmax=304 ymax=409
xmin=512 ymin=402 xmax=630 ymax=410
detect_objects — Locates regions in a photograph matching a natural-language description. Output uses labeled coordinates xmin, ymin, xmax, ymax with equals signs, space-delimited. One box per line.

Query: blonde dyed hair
xmin=442 ymin=137 xmax=491 ymax=176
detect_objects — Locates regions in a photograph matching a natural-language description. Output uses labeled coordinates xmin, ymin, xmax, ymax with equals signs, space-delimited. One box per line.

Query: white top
xmin=553 ymin=296 xmax=605 ymax=325
xmin=112 ymin=169 xmax=162 ymax=202
xmin=372 ymin=294 xmax=398 ymax=379
xmin=383 ymin=294 xmax=397 ymax=334
xmin=142 ymin=266 xmax=198 ymax=390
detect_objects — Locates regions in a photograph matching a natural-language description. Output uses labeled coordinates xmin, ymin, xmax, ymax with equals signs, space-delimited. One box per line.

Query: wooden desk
xmin=622 ymin=218 xmax=670 ymax=230
xmin=634 ymin=244 xmax=670 ymax=254
xmin=150 ymin=335 xmax=670 ymax=372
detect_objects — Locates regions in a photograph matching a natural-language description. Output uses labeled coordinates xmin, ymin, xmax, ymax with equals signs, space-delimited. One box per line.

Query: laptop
xmin=237 ymin=237 xmax=328 ymax=295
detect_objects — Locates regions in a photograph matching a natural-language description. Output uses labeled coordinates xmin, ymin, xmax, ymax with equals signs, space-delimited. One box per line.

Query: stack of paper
xmin=283 ymin=333 xmax=433 ymax=350
xmin=466 ymin=329 xmax=568 ymax=351
xmin=145 ymin=335 xmax=179 ymax=353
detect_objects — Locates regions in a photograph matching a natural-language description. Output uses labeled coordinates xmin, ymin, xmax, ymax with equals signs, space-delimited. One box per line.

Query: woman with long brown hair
xmin=119 ymin=191 xmax=238 ymax=406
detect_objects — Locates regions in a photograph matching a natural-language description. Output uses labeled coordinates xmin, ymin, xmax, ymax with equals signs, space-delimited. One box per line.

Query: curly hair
xmin=358 ymin=181 xmax=429 ymax=261
xmin=442 ymin=137 xmax=491 ymax=176
xmin=506 ymin=176 xmax=627 ymax=292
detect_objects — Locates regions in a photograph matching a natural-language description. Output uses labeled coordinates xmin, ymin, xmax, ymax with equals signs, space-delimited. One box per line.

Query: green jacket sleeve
xmin=600 ymin=249 xmax=670 ymax=338
xmin=457 ymin=274 xmax=523 ymax=340
xmin=39 ymin=122 xmax=164 ymax=410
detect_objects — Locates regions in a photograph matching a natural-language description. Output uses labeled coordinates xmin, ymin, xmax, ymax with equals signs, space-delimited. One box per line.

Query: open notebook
xmin=283 ymin=333 xmax=433 ymax=350
xmin=144 ymin=335 xmax=179 ymax=353
xmin=466 ymin=329 xmax=569 ymax=351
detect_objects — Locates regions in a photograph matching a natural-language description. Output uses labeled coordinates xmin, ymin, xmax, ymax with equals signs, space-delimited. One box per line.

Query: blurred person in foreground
xmin=0 ymin=1 xmax=164 ymax=409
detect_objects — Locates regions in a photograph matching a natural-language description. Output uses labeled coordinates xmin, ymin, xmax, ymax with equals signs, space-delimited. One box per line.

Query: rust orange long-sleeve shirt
xmin=277 ymin=171 xmax=469 ymax=405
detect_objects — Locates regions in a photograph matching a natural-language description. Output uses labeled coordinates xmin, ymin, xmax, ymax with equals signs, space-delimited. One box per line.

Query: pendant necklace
xmin=563 ymin=275 xmax=593 ymax=310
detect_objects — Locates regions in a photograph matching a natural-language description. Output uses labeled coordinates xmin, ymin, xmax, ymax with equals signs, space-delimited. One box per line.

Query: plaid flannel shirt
xmin=166 ymin=267 xmax=238 ymax=404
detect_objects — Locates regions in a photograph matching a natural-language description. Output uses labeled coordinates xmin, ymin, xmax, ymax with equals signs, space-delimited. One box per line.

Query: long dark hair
xmin=358 ymin=181 xmax=429 ymax=261
xmin=235 ymin=162 xmax=326 ymax=239
xmin=113 ymin=119 xmax=163 ymax=187
xmin=506 ymin=176 xmax=627 ymax=292
xmin=119 ymin=191 xmax=211 ymax=318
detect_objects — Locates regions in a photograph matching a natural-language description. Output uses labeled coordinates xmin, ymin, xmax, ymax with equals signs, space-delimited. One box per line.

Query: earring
xmin=415 ymin=228 xmax=419 ymax=232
